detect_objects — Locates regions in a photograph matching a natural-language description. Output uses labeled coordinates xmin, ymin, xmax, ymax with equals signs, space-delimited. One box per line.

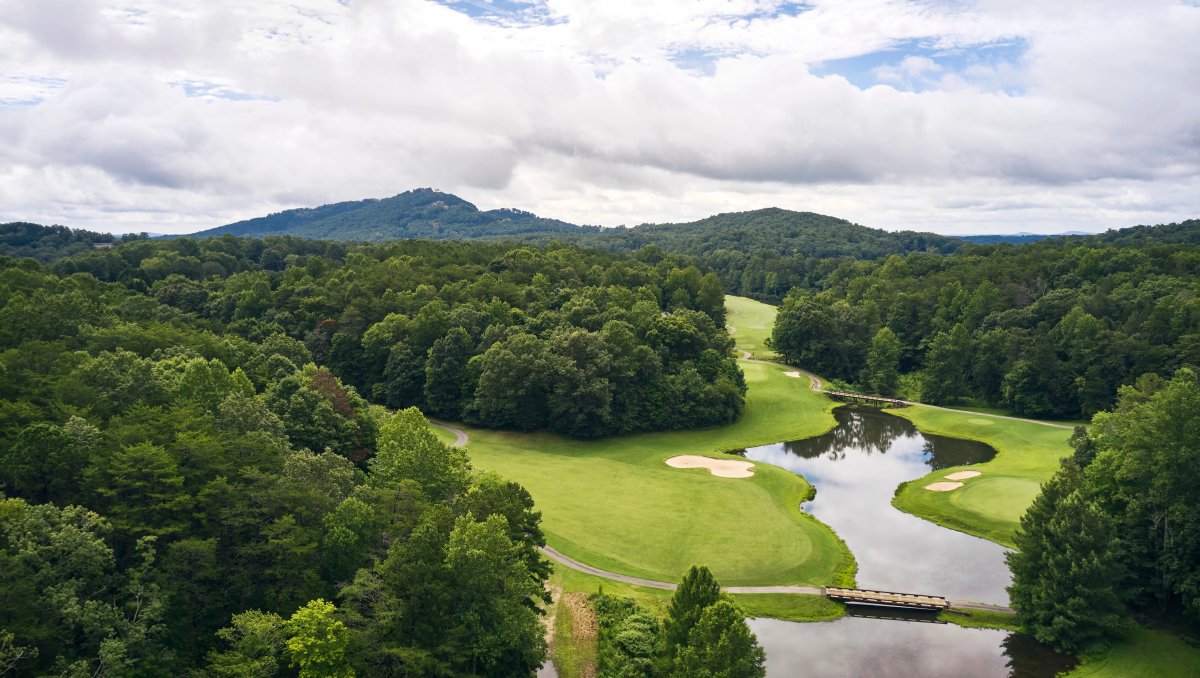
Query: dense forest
xmin=1008 ymin=369 xmax=1200 ymax=653
xmin=36 ymin=235 xmax=741 ymax=438
xmin=0 ymin=223 xmax=130 ymax=263
xmin=770 ymin=236 xmax=1200 ymax=419
xmin=0 ymin=235 xmax=748 ymax=674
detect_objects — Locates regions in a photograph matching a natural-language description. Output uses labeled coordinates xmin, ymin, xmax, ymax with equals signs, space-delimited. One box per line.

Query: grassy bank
xmin=890 ymin=405 xmax=1073 ymax=548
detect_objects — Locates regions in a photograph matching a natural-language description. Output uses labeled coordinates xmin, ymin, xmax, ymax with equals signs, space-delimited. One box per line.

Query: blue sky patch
xmin=814 ymin=37 xmax=1029 ymax=94
xmin=173 ymin=80 xmax=279 ymax=103
xmin=431 ymin=0 xmax=564 ymax=27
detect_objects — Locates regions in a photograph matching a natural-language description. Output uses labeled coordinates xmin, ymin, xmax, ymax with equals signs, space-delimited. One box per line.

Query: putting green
xmin=466 ymin=297 xmax=852 ymax=587
xmin=891 ymin=405 xmax=1073 ymax=547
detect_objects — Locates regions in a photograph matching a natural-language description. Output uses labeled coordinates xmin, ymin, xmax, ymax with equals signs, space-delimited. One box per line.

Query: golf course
xmin=462 ymin=295 xmax=1197 ymax=677
xmin=465 ymin=296 xmax=852 ymax=586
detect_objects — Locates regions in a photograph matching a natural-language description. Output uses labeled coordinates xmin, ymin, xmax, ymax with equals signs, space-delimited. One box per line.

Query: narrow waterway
xmin=741 ymin=405 xmax=1008 ymax=603
xmin=740 ymin=405 xmax=1076 ymax=677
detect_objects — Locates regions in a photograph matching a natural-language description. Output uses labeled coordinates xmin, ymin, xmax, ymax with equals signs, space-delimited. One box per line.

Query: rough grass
xmin=1067 ymin=627 xmax=1200 ymax=677
xmin=890 ymin=405 xmax=1073 ymax=548
xmin=550 ymin=587 xmax=598 ymax=678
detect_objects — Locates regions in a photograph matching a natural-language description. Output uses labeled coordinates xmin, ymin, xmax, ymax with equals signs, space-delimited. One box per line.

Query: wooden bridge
xmin=825 ymin=587 xmax=950 ymax=611
xmin=820 ymin=390 xmax=909 ymax=409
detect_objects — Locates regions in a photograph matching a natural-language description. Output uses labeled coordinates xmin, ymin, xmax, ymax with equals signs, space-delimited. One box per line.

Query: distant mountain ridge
xmin=190 ymin=188 xmax=593 ymax=241
xmin=190 ymin=190 xmax=967 ymax=260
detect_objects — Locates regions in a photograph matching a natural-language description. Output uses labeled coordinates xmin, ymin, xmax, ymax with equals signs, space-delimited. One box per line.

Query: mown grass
xmin=467 ymin=359 xmax=846 ymax=585
xmin=464 ymin=296 xmax=852 ymax=586
xmin=1067 ymin=627 xmax=1200 ymax=677
xmin=890 ymin=405 xmax=1074 ymax=548
xmin=725 ymin=295 xmax=778 ymax=360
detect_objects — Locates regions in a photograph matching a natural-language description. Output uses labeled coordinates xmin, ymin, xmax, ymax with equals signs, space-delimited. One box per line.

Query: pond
xmin=739 ymin=405 xmax=1076 ymax=677
xmin=749 ymin=610 xmax=1077 ymax=678
xmin=740 ymin=405 xmax=1006 ymax=603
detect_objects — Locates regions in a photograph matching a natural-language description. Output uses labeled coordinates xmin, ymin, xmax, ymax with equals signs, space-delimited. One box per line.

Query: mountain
xmin=190 ymin=190 xmax=963 ymax=259
xmin=189 ymin=188 xmax=594 ymax=241
xmin=544 ymin=207 xmax=965 ymax=259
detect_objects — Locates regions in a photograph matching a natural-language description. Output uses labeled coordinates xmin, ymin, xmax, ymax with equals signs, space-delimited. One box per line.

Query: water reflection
xmin=748 ymin=616 xmax=1076 ymax=678
xmin=740 ymin=405 xmax=1009 ymax=603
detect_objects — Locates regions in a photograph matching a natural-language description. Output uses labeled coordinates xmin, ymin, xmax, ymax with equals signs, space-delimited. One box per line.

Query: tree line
xmin=770 ymin=239 xmax=1200 ymax=419
xmin=1008 ymin=369 xmax=1200 ymax=654
xmin=31 ymin=234 xmax=742 ymax=438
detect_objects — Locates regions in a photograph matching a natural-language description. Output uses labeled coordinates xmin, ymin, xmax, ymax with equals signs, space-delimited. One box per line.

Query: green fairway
xmin=1067 ymin=627 xmax=1200 ymax=677
xmin=890 ymin=405 xmax=1074 ymax=547
xmin=466 ymin=296 xmax=849 ymax=587
xmin=726 ymin=295 xmax=778 ymax=360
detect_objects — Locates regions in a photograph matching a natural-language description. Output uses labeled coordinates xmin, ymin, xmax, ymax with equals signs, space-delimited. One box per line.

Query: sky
xmin=1 ymin=0 xmax=1198 ymax=235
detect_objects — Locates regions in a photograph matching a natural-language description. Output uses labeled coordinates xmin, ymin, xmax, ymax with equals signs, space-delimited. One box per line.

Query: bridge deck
xmin=820 ymin=390 xmax=909 ymax=407
xmin=825 ymin=587 xmax=950 ymax=610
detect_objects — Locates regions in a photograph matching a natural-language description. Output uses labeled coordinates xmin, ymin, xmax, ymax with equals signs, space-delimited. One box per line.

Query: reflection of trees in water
xmin=1001 ymin=630 xmax=1077 ymax=677
xmin=783 ymin=406 xmax=913 ymax=460
xmin=778 ymin=405 xmax=996 ymax=468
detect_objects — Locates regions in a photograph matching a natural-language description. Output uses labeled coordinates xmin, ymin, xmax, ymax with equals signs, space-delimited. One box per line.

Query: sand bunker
xmin=967 ymin=418 xmax=995 ymax=426
xmin=945 ymin=470 xmax=982 ymax=481
xmin=925 ymin=481 xmax=964 ymax=492
xmin=783 ymin=371 xmax=802 ymax=378
xmin=666 ymin=455 xmax=755 ymax=478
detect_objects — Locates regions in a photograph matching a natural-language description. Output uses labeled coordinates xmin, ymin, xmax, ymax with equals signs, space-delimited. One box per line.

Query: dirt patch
xmin=945 ymin=470 xmax=982 ymax=481
xmin=783 ymin=371 xmax=802 ymax=378
xmin=926 ymin=481 xmax=964 ymax=492
xmin=543 ymin=583 xmax=562 ymax=646
xmin=666 ymin=455 xmax=755 ymax=478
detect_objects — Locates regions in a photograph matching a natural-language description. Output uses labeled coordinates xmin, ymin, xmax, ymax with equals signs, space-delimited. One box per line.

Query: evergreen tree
xmin=661 ymin=566 xmax=722 ymax=660
xmin=670 ymin=599 xmax=766 ymax=678
xmin=1007 ymin=462 xmax=1127 ymax=653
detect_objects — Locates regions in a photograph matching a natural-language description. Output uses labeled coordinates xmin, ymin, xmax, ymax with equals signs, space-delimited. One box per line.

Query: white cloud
xmin=0 ymin=0 xmax=1196 ymax=234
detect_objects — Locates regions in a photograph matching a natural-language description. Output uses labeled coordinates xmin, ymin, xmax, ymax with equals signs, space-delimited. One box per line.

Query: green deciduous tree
xmin=865 ymin=326 xmax=901 ymax=395
xmin=284 ymin=599 xmax=353 ymax=678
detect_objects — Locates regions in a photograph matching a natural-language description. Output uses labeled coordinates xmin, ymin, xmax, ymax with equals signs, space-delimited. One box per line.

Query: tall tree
xmin=865 ymin=326 xmax=901 ymax=395
xmin=1007 ymin=462 xmax=1127 ymax=653
xmin=423 ymin=328 xmax=474 ymax=420
xmin=661 ymin=566 xmax=722 ymax=661
xmin=669 ymin=599 xmax=766 ymax=678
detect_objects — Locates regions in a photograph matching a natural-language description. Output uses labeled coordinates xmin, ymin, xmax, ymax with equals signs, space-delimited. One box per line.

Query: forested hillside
xmin=0 ymin=235 xmax=741 ymax=673
xmin=0 ymin=222 xmax=128 ymax=262
xmin=191 ymin=188 xmax=593 ymax=241
xmin=770 ymin=239 xmax=1200 ymax=419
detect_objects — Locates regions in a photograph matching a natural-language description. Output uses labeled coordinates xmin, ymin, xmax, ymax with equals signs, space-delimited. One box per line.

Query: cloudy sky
xmin=1 ymin=0 xmax=1198 ymax=235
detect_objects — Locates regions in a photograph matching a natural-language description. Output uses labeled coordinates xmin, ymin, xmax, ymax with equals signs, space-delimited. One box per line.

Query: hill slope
xmin=190 ymin=188 xmax=592 ymax=241
xmin=569 ymin=208 xmax=964 ymax=258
